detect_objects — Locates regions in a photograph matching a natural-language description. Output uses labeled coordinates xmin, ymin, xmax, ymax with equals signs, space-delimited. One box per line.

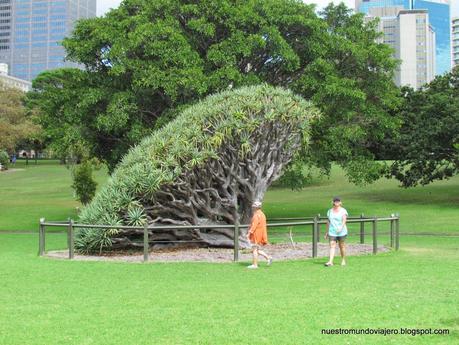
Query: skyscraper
xmin=365 ymin=7 xmax=436 ymax=88
xmin=396 ymin=10 xmax=436 ymax=87
xmin=0 ymin=1 xmax=12 ymax=54
xmin=0 ymin=0 xmax=97 ymax=82
xmin=356 ymin=0 xmax=451 ymax=75
xmin=356 ymin=0 xmax=411 ymax=14
xmin=453 ymin=17 xmax=459 ymax=68
xmin=412 ymin=0 xmax=450 ymax=74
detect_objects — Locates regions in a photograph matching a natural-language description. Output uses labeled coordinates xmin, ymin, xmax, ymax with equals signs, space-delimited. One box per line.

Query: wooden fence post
xmin=232 ymin=184 xmax=239 ymax=263
xmin=390 ymin=214 xmax=395 ymax=248
xmin=143 ymin=223 xmax=149 ymax=262
xmin=233 ymin=222 xmax=239 ymax=262
xmin=372 ymin=216 xmax=377 ymax=255
xmin=312 ymin=215 xmax=318 ymax=258
xmin=68 ymin=219 xmax=74 ymax=259
xmin=395 ymin=213 xmax=400 ymax=251
xmin=38 ymin=218 xmax=45 ymax=256
xmin=316 ymin=214 xmax=321 ymax=243
xmin=360 ymin=213 xmax=365 ymax=244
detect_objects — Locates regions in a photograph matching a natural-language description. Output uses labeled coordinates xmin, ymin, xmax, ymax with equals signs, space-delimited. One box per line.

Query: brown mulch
xmin=45 ymin=242 xmax=389 ymax=263
xmin=0 ymin=168 xmax=25 ymax=173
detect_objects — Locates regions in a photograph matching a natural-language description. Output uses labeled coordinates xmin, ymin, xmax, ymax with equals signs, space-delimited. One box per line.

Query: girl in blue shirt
xmin=325 ymin=197 xmax=348 ymax=266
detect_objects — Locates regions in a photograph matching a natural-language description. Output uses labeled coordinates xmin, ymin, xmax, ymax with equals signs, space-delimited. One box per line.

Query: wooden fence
xmin=38 ymin=214 xmax=400 ymax=262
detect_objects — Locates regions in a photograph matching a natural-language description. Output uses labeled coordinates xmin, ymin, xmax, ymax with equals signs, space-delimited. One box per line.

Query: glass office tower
xmin=0 ymin=0 xmax=97 ymax=81
xmin=413 ymin=1 xmax=450 ymax=74
xmin=0 ymin=1 xmax=12 ymax=64
xmin=453 ymin=17 xmax=459 ymax=68
xmin=356 ymin=0 xmax=412 ymax=14
xmin=356 ymin=0 xmax=451 ymax=75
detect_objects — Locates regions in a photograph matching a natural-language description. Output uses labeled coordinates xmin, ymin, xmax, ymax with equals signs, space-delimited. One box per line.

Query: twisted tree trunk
xmin=110 ymin=120 xmax=301 ymax=249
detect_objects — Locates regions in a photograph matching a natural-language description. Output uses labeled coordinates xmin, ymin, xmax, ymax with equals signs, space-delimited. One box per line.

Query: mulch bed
xmin=0 ymin=168 xmax=25 ymax=173
xmin=46 ymin=242 xmax=389 ymax=263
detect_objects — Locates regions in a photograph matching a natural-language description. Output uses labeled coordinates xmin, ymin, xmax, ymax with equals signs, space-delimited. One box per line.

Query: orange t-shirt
xmin=248 ymin=209 xmax=268 ymax=245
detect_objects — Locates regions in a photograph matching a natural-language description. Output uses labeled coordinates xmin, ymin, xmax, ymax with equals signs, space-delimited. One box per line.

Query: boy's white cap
xmin=252 ymin=201 xmax=262 ymax=208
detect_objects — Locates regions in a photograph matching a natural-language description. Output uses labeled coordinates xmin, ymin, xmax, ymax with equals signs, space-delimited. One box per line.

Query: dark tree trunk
xmin=113 ymin=120 xmax=302 ymax=249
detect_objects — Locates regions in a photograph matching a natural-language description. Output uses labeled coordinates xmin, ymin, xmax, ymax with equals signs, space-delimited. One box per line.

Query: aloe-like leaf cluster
xmin=76 ymin=84 xmax=318 ymax=252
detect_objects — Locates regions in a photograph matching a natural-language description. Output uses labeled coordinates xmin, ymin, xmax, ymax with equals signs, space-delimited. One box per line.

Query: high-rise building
xmin=356 ymin=0 xmax=451 ymax=75
xmin=396 ymin=10 xmax=436 ymax=87
xmin=453 ymin=17 xmax=459 ymax=68
xmin=356 ymin=0 xmax=411 ymax=14
xmin=365 ymin=7 xmax=435 ymax=88
xmin=413 ymin=1 xmax=450 ymax=75
xmin=0 ymin=0 xmax=97 ymax=82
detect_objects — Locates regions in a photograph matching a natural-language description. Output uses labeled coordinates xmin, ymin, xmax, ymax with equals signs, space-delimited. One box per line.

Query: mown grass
xmin=0 ymin=162 xmax=458 ymax=344
xmin=2 ymin=161 xmax=459 ymax=235
xmin=0 ymin=233 xmax=458 ymax=345
xmin=0 ymin=160 xmax=107 ymax=231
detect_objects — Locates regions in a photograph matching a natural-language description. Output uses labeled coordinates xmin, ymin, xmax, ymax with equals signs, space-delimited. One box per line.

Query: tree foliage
xmin=389 ymin=68 xmax=459 ymax=187
xmin=0 ymin=150 xmax=9 ymax=169
xmin=0 ymin=83 xmax=41 ymax=153
xmin=76 ymin=85 xmax=317 ymax=252
xmin=71 ymin=161 xmax=98 ymax=204
xmin=29 ymin=0 xmax=399 ymax=184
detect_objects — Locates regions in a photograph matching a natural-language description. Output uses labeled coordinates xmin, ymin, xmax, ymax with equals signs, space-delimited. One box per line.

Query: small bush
xmin=71 ymin=161 xmax=97 ymax=204
xmin=0 ymin=151 xmax=9 ymax=170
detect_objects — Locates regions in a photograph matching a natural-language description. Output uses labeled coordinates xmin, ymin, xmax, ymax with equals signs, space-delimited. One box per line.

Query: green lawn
xmin=0 ymin=162 xmax=458 ymax=344
xmin=2 ymin=161 xmax=459 ymax=234
xmin=0 ymin=160 xmax=107 ymax=231
xmin=0 ymin=233 xmax=457 ymax=344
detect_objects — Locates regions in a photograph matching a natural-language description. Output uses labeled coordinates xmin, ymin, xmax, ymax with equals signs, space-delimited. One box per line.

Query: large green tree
xmin=0 ymin=83 xmax=41 ymax=153
xmin=389 ymin=68 xmax=459 ymax=187
xmin=29 ymin=0 xmax=399 ymax=183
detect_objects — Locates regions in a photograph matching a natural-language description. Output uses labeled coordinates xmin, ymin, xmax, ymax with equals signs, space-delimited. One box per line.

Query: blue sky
xmin=97 ymin=0 xmax=458 ymax=19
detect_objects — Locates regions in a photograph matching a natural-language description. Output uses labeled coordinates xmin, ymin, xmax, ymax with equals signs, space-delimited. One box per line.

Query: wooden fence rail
xmin=38 ymin=214 xmax=400 ymax=262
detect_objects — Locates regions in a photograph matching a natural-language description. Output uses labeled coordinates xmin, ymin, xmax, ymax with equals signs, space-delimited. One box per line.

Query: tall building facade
xmin=364 ymin=6 xmax=435 ymax=88
xmin=0 ymin=0 xmax=97 ymax=82
xmin=396 ymin=10 xmax=436 ymax=87
xmin=453 ymin=17 xmax=459 ymax=68
xmin=413 ymin=0 xmax=450 ymax=75
xmin=356 ymin=0 xmax=451 ymax=75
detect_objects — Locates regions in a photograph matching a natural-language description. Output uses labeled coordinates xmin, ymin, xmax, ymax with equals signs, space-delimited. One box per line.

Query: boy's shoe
xmin=247 ymin=264 xmax=258 ymax=269
xmin=267 ymin=257 xmax=273 ymax=266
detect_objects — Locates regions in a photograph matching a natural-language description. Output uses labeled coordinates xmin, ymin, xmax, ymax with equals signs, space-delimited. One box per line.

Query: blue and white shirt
xmin=327 ymin=207 xmax=348 ymax=236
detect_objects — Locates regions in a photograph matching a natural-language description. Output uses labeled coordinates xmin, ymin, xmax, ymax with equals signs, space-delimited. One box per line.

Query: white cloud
xmin=97 ymin=0 xmax=122 ymax=16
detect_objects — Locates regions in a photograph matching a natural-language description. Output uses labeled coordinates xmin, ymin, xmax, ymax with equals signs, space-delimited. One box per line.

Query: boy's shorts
xmin=328 ymin=235 xmax=347 ymax=242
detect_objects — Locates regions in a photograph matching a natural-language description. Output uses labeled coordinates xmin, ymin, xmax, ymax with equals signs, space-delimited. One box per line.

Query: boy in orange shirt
xmin=246 ymin=201 xmax=272 ymax=269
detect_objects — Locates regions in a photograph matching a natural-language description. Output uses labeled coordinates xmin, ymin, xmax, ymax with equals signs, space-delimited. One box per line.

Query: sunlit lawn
xmin=0 ymin=161 xmax=458 ymax=344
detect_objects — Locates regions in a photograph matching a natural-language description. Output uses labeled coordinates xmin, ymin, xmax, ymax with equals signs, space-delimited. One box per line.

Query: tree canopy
xmin=0 ymin=83 xmax=41 ymax=153
xmin=29 ymin=0 xmax=399 ymax=184
xmin=389 ymin=68 xmax=459 ymax=187
xmin=76 ymin=85 xmax=317 ymax=252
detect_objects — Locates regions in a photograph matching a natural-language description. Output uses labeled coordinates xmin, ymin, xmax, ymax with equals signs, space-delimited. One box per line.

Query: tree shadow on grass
xmin=352 ymin=184 xmax=459 ymax=207
xmin=439 ymin=318 xmax=459 ymax=339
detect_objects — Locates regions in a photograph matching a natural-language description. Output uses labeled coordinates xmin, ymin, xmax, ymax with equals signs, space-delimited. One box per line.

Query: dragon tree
xmin=76 ymin=85 xmax=318 ymax=252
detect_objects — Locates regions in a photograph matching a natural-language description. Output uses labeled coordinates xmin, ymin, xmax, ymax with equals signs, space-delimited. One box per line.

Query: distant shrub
xmin=71 ymin=161 xmax=97 ymax=204
xmin=0 ymin=151 xmax=9 ymax=170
